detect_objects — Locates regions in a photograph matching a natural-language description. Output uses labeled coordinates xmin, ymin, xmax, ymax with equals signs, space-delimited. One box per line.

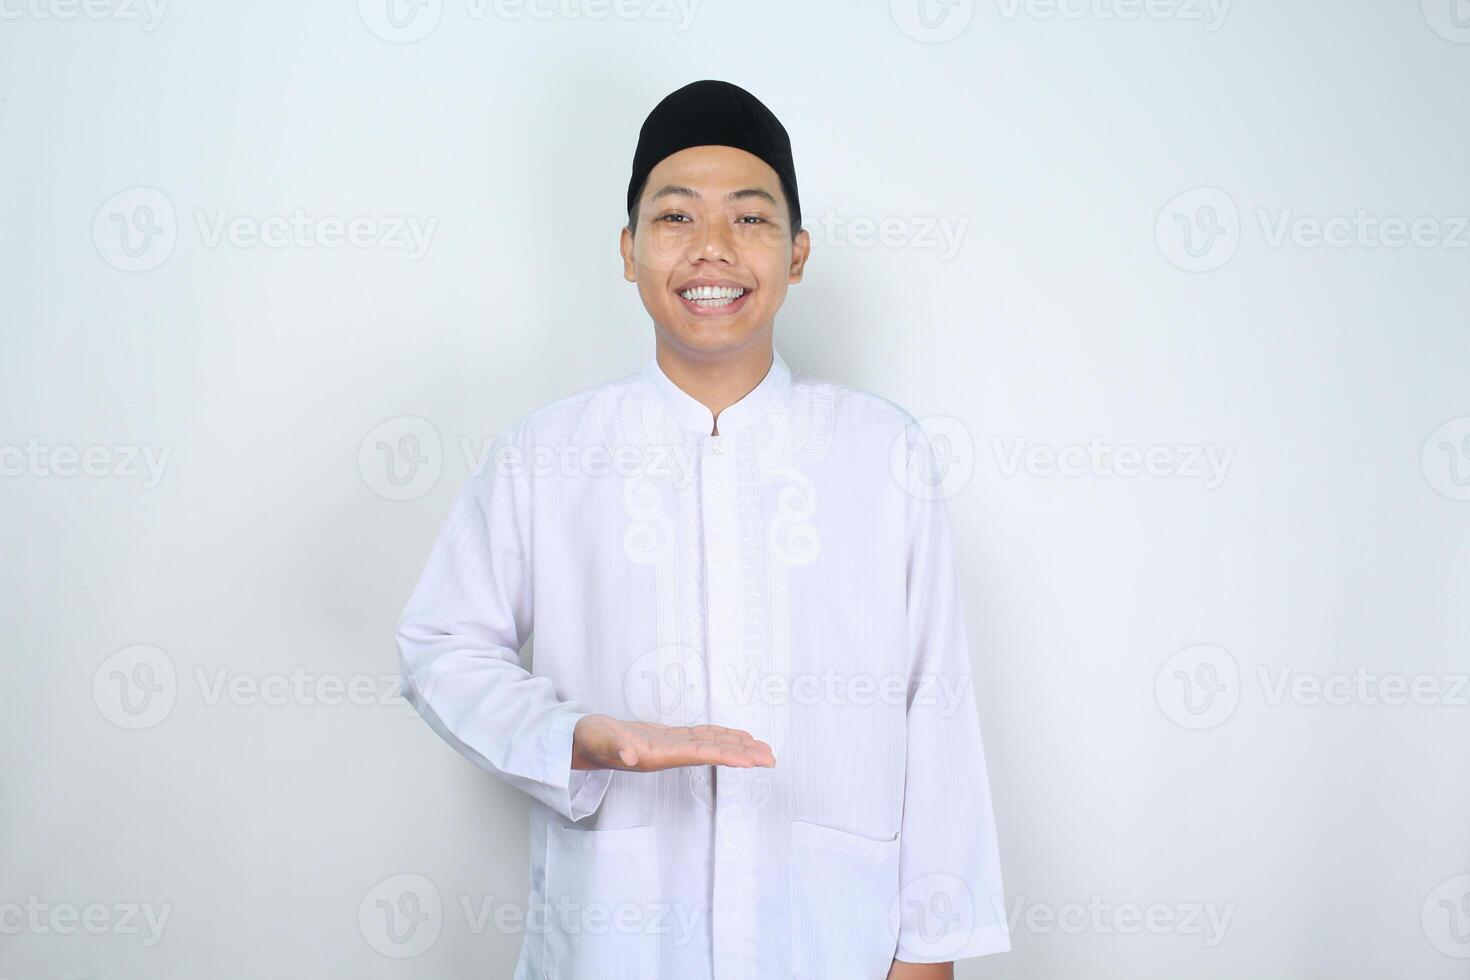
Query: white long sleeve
xmin=892 ymin=421 xmax=1013 ymax=963
xmin=396 ymin=425 xmax=612 ymax=822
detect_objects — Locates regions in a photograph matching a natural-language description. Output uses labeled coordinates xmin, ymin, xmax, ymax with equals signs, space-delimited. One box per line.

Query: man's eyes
xmin=654 ymin=213 xmax=769 ymax=225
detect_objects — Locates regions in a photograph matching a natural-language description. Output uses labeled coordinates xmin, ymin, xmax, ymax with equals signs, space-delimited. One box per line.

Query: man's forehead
xmin=642 ymin=148 xmax=785 ymax=213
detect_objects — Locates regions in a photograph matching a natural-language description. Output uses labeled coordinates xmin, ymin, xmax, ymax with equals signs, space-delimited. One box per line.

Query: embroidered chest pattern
xmin=596 ymin=375 xmax=836 ymax=836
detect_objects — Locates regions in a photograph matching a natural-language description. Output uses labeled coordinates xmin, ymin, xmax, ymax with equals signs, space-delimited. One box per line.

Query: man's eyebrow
xmin=726 ymin=187 xmax=778 ymax=206
xmin=647 ymin=185 xmax=779 ymax=206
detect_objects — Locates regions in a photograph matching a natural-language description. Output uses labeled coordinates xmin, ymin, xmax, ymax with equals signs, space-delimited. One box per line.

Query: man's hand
xmin=887 ymin=960 xmax=953 ymax=980
xmin=572 ymin=714 xmax=776 ymax=772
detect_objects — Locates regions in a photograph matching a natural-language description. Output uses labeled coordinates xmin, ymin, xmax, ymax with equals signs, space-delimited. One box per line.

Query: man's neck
xmin=654 ymin=337 xmax=775 ymax=437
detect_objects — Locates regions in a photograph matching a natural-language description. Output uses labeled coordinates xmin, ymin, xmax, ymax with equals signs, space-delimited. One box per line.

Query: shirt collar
xmin=640 ymin=347 xmax=793 ymax=437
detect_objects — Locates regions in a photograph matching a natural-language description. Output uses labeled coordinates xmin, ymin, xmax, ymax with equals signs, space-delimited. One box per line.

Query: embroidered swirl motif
xmin=767 ymin=469 xmax=820 ymax=566
xmin=622 ymin=477 xmax=671 ymax=563
xmin=689 ymin=765 xmax=714 ymax=810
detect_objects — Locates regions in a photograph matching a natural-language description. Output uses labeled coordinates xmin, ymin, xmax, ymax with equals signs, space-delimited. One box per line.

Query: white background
xmin=3 ymin=0 xmax=1469 ymax=977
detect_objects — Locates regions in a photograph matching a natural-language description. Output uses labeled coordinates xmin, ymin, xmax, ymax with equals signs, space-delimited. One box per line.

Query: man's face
xmin=620 ymin=145 xmax=810 ymax=359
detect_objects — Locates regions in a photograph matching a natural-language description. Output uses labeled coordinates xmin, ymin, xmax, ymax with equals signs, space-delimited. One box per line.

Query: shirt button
xmin=711 ymin=441 xmax=726 ymax=455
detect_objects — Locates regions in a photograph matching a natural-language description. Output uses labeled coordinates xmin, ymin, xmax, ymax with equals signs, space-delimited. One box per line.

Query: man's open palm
xmin=572 ymin=714 xmax=775 ymax=772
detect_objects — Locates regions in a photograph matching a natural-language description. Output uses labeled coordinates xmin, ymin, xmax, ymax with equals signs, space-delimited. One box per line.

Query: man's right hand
xmin=571 ymin=714 xmax=776 ymax=772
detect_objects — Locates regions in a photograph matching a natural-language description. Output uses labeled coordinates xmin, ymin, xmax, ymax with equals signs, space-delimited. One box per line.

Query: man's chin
xmin=655 ymin=315 xmax=765 ymax=355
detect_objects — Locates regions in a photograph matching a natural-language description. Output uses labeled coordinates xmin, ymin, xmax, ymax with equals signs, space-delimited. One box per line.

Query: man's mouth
xmin=676 ymin=285 xmax=752 ymax=313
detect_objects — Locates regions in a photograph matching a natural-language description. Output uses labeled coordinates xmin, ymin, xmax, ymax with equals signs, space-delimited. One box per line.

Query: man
xmin=396 ymin=79 xmax=1011 ymax=979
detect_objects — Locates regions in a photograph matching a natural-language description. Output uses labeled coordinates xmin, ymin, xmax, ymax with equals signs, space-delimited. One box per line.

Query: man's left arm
xmin=890 ymin=422 xmax=1013 ymax=969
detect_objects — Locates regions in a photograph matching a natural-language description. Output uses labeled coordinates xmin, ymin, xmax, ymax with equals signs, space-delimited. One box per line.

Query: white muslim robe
xmin=395 ymin=347 xmax=1011 ymax=979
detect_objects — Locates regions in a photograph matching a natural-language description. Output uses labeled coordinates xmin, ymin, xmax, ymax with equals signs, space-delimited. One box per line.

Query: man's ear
xmin=787 ymin=228 xmax=812 ymax=284
xmin=620 ymin=225 xmax=637 ymax=282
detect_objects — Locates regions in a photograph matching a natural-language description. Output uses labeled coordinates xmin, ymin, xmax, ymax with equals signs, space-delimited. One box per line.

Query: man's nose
xmin=688 ymin=214 xmax=736 ymax=263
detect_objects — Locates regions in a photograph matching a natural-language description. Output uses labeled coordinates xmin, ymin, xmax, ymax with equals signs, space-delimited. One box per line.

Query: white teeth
xmin=679 ymin=285 xmax=748 ymax=305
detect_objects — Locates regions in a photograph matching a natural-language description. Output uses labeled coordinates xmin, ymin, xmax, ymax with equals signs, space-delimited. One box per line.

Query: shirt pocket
xmin=542 ymin=824 xmax=660 ymax=980
xmin=789 ymin=819 xmax=902 ymax=980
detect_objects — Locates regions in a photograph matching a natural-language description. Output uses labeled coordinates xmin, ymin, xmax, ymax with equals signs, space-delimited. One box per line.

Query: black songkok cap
xmin=627 ymin=79 xmax=801 ymax=231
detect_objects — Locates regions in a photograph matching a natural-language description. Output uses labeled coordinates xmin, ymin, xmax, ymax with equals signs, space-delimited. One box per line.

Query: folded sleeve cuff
xmin=568 ymin=767 xmax=614 ymax=821
xmin=542 ymin=707 xmax=613 ymax=822
xmin=895 ymin=924 xmax=1012 ymax=963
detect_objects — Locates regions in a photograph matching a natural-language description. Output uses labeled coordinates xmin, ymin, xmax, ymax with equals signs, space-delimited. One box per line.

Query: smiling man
xmin=396 ymin=79 xmax=1011 ymax=980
